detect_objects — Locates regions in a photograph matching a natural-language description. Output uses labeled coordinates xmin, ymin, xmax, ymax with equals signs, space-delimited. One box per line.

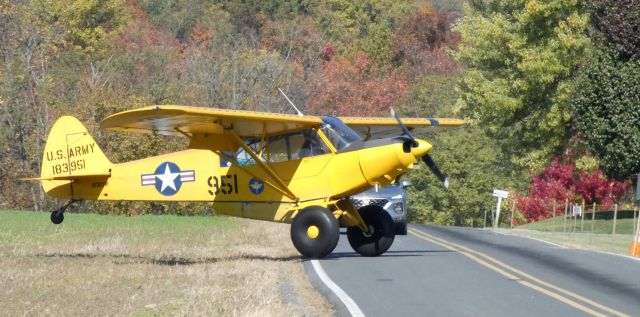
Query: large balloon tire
xmin=291 ymin=206 xmax=339 ymax=258
xmin=347 ymin=205 xmax=395 ymax=257
xmin=396 ymin=221 xmax=408 ymax=235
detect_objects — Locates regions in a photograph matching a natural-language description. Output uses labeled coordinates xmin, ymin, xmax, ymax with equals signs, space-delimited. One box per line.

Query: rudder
xmin=41 ymin=116 xmax=112 ymax=196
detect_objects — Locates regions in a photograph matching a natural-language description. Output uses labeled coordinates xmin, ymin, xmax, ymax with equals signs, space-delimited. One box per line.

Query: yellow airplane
xmin=35 ymin=105 xmax=463 ymax=258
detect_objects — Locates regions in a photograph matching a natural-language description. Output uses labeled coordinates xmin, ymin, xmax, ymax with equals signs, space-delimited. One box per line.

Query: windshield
xmin=320 ymin=116 xmax=363 ymax=151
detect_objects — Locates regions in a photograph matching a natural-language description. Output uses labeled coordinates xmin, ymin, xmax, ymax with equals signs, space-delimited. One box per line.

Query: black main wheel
xmin=396 ymin=222 xmax=408 ymax=235
xmin=51 ymin=211 xmax=64 ymax=225
xmin=347 ymin=205 xmax=395 ymax=257
xmin=291 ymin=206 xmax=339 ymax=258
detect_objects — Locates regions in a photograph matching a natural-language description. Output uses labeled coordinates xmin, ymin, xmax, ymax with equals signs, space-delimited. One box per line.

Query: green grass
xmin=506 ymin=215 xmax=639 ymax=256
xmin=0 ymin=210 xmax=331 ymax=316
xmin=518 ymin=215 xmax=637 ymax=235
xmin=0 ymin=210 xmax=240 ymax=258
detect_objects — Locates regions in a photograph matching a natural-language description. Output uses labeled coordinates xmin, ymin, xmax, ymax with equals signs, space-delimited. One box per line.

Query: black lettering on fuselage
xmin=66 ymin=143 xmax=95 ymax=158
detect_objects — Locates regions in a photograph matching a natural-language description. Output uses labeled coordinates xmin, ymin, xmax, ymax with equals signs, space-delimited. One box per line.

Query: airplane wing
xmin=100 ymin=105 xmax=324 ymax=138
xmin=340 ymin=117 xmax=465 ymax=140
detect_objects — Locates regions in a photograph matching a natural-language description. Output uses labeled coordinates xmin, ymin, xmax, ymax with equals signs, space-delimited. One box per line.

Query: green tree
xmin=453 ymin=0 xmax=591 ymax=169
xmin=316 ymin=0 xmax=410 ymax=66
xmin=571 ymin=46 xmax=640 ymax=180
xmin=568 ymin=0 xmax=640 ymax=181
xmin=403 ymin=75 xmax=529 ymax=226
xmin=407 ymin=124 xmax=528 ymax=226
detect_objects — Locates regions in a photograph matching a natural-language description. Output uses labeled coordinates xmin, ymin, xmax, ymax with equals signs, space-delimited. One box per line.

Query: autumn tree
xmin=589 ymin=0 xmax=640 ymax=60
xmin=516 ymin=157 xmax=630 ymax=221
xmin=259 ymin=17 xmax=327 ymax=75
xmin=391 ymin=5 xmax=460 ymax=77
xmin=0 ymin=0 xmax=126 ymax=210
xmin=305 ymin=54 xmax=407 ymax=116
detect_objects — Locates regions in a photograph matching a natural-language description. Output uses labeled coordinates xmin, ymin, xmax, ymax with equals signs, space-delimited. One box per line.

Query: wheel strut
xmin=50 ymin=200 xmax=79 ymax=225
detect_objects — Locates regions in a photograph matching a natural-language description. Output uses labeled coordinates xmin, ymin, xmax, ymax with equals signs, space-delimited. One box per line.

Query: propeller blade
xmin=422 ymin=154 xmax=449 ymax=189
xmin=390 ymin=108 xmax=418 ymax=147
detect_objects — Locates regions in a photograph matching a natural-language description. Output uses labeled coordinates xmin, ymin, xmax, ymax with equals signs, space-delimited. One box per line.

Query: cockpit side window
xmin=232 ymin=129 xmax=330 ymax=165
xmin=320 ymin=116 xmax=363 ymax=151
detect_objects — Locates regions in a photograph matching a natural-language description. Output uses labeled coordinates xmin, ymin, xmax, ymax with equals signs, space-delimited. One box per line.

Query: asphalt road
xmin=304 ymin=224 xmax=640 ymax=317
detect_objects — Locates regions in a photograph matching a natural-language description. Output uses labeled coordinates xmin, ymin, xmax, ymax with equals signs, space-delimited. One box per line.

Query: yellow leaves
xmin=556 ymin=13 xmax=590 ymax=51
xmin=522 ymin=0 xmax=544 ymax=19
xmin=27 ymin=0 xmax=125 ymax=57
xmin=575 ymin=156 xmax=599 ymax=172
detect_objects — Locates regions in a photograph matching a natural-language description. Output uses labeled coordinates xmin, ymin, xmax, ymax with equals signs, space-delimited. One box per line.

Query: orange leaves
xmin=306 ymin=54 xmax=407 ymax=116
xmin=391 ymin=6 xmax=461 ymax=76
xmin=190 ymin=24 xmax=215 ymax=49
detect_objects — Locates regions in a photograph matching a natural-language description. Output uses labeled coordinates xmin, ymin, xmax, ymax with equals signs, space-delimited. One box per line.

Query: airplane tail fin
xmin=40 ymin=116 xmax=112 ymax=196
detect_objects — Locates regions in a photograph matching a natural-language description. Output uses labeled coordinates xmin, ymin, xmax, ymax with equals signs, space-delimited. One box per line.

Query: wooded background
xmin=1 ymin=0 xmax=638 ymax=225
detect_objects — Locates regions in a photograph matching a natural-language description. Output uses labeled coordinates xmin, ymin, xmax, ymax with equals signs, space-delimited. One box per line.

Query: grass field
xmin=0 ymin=210 xmax=332 ymax=316
xmin=501 ymin=215 xmax=639 ymax=256
xmin=518 ymin=215 xmax=637 ymax=235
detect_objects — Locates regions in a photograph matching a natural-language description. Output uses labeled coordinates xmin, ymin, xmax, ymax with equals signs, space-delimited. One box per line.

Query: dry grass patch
xmin=0 ymin=211 xmax=333 ymax=316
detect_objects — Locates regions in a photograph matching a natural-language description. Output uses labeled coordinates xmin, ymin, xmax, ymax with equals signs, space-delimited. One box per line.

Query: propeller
xmin=390 ymin=108 xmax=450 ymax=189
xmin=422 ymin=154 xmax=450 ymax=189
xmin=390 ymin=108 xmax=418 ymax=148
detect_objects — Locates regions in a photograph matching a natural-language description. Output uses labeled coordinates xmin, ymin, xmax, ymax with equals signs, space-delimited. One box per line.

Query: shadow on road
xmin=318 ymin=249 xmax=456 ymax=260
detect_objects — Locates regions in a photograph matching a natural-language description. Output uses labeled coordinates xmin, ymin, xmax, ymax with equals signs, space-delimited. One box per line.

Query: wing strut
xmin=229 ymin=131 xmax=299 ymax=202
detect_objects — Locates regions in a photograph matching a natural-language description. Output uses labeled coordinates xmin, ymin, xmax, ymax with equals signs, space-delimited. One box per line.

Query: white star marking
xmin=156 ymin=164 xmax=179 ymax=192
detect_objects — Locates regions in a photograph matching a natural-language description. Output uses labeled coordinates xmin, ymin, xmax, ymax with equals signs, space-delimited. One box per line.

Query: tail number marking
xmin=51 ymin=159 xmax=85 ymax=175
xmin=208 ymin=174 xmax=239 ymax=195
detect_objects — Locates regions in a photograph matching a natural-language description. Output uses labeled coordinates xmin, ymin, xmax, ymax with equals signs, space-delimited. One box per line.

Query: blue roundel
xmin=141 ymin=162 xmax=195 ymax=196
xmin=154 ymin=162 xmax=183 ymax=196
xmin=248 ymin=177 xmax=264 ymax=195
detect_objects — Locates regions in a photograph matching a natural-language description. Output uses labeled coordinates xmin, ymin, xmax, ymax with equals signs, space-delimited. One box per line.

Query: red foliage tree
xmin=517 ymin=157 xmax=631 ymax=222
xmin=306 ymin=54 xmax=407 ymax=116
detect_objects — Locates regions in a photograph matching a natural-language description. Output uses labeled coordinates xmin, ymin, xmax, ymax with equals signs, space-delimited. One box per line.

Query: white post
xmin=494 ymin=197 xmax=503 ymax=229
xmin=634 ymin=206 xmax=638 ymax=235
xmin=510 ymin=200 xmax=515 ymax=229
xmin=491 ymin=189 xmax=509 ymax=229
xmin=634 ymin=210 xmax=640 ymax=256
xmin=552 ymin=200 xmax=556 ymax=234
xmin=563 ymin=198 xmax=568 ymax=233
xmin=612 ymin=203 xmax=618 ymax=237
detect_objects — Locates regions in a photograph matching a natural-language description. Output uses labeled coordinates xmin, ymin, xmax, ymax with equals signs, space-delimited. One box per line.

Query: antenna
xmin=278 ymin=88 xmax=304 ymax=116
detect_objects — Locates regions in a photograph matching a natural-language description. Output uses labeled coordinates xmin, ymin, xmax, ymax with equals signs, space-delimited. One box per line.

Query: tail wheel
xmin=291 ymin=206 xmax=339 ymax=258
xmin=347 ymin=205 xmax=395 ymax=257
xmin=50 ymin=211 xmax=64 ymax=225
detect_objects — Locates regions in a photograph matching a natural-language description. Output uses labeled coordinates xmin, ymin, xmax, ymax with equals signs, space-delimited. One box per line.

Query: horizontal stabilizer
xmin=21 ymin=173 xmax=111 ymax=181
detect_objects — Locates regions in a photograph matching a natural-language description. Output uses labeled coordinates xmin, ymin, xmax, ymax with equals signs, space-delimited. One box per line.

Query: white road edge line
xmin=493 ymin=230 xmax=567 ymax=248
xmin=310 ymin=259 xmax=365 ymax=317
xmin=494 ymin=229 xmax=640 ymax=262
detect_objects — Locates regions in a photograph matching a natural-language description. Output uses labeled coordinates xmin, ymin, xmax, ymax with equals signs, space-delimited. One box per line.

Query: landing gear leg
xmin=50 ymin=200 xmax=78 ymax=225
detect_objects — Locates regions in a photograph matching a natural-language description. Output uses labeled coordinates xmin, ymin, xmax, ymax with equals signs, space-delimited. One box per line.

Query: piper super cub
xmin=35 ymin=104 xmax=463 ymax=258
